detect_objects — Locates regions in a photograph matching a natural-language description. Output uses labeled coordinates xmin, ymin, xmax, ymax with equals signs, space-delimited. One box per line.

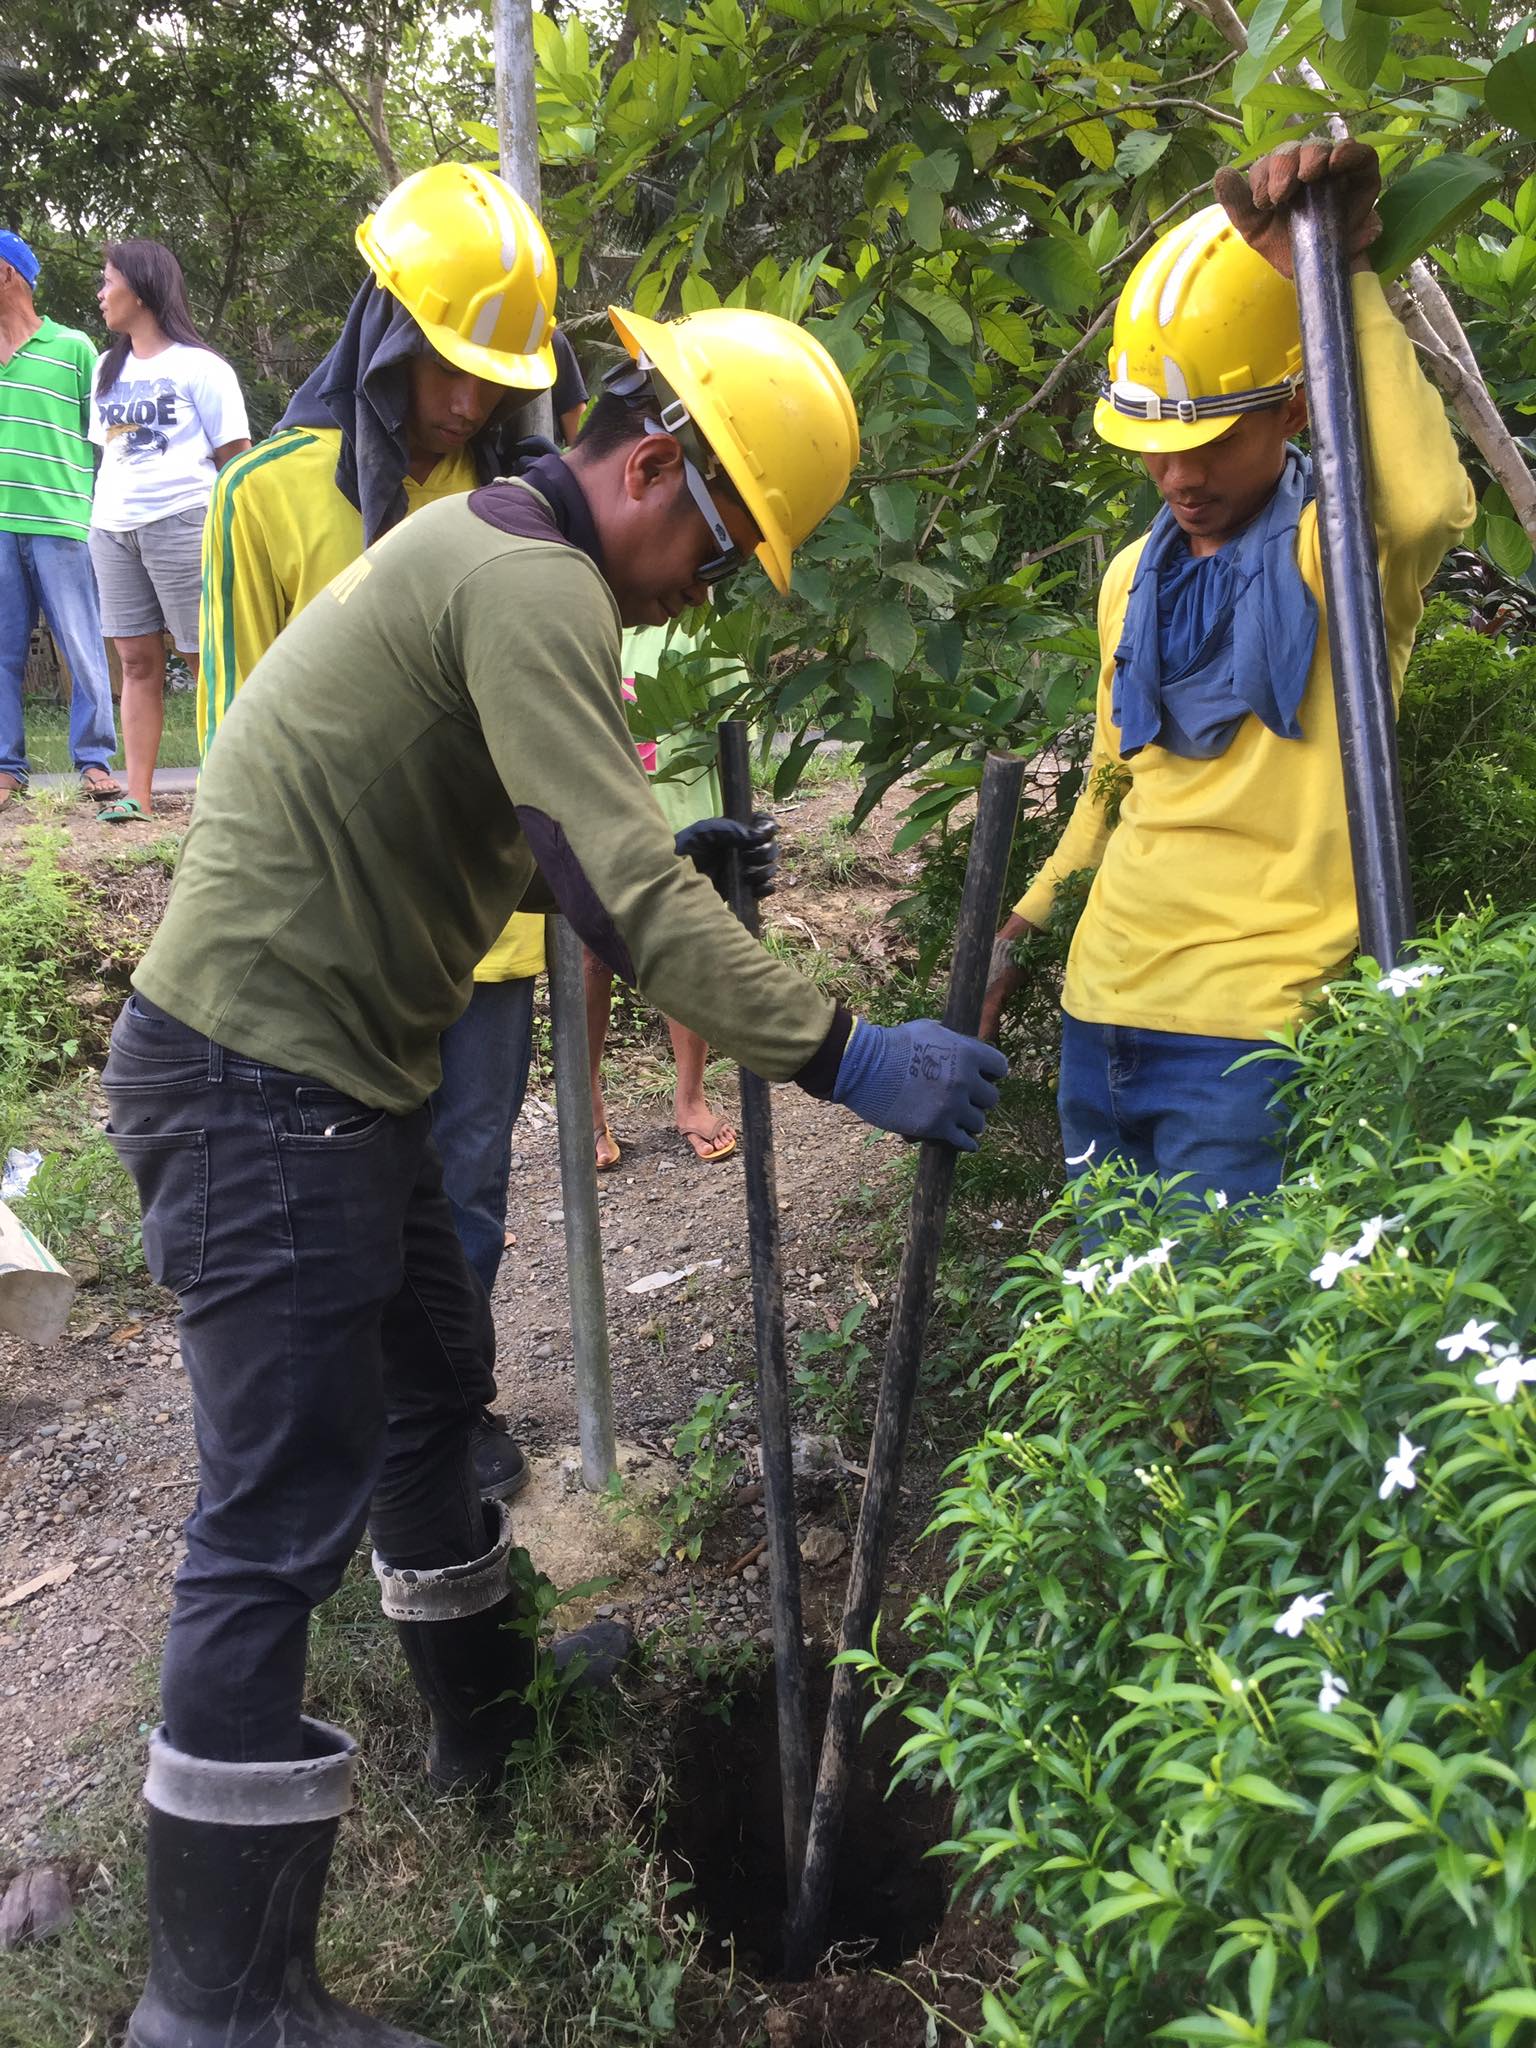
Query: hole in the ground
xmin=661 ymin=1661 xmax=949 ymax=1977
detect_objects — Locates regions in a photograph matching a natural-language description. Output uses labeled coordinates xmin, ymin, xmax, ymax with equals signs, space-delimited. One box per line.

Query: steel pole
xmin=782 ymin=752 xmax=1026 ymax=1977
xmin=490 ymin=0 xmax=555 ymax=444
xmin=1289 ymin=181 xmax=1414 ymax=969
xmin=717 ymin=720 xmax=813 ymax=1911
xmin=546 ymin=914 xmax=618 ymax=1488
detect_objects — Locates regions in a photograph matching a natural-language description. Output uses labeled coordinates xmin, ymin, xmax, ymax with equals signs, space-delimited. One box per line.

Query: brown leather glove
xmin=1213 ymin=140 xmax=1382 ymax=279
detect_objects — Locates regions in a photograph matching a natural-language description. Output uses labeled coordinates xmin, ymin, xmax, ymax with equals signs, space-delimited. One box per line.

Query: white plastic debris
xmin=623 ymin=1258 xmax=724 ymax=1296
xmin=1 ymin=1150 xmax=42 ymax=1200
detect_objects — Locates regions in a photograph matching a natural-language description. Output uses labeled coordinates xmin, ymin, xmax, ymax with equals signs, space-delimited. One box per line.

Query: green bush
xmin=1397 ymin=599 xmax=1536 ymax=922
xmin=863 ymin=905 xmax=1536 ymax=2047
xmin=0 ymin=826 xmax=85 ymax=1114
xmin=0 ymin=828 xmax=146 ymax=1289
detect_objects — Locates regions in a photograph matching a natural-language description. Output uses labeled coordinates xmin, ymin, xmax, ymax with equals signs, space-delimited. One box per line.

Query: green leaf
xmin=1115 ymin=130 xmax=1171 ymax=178
xmin=1485 ymin=45 xmax=1536 ymax=141
xmin=1008 ymin=237 xmax=1100 ymax=318
xmin=906 ymin=184 xmax=944 ymax=251
xmin=1473 ymin=1993 xmax=1536 ymax=2020
xmin=847 ymin=657 xmax=895 ymax=719
xmin=869 ymin=483 xmax=918 ymax=543
xmin=1067 ymin=119 xmax=1116 ymax=171
xmin=1227 ymin=1773 xmax=1310 ymax=1812
xmin=1372 ymin=153 xmax=1502 ymax=278
xmin=910 ymin=148 xmax=961 ymax=192
xmin=1484 ymin=513 xmax=1535 ymax=578
xmin=1322 ymin=1820 xmax=1422 ymax=1864
xmin=863 ymin=601 xmax=919 ymax=673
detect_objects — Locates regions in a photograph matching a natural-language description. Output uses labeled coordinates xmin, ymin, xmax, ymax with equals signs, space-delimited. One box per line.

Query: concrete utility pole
xmin=495 ymin=0 xmax=616 ymax=1487
xmin=491 ymin=0 xmax=555 ymax=444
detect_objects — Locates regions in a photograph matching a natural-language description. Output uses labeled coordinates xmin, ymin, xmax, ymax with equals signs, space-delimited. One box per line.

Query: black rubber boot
xmin=375 ymin=1504 xmax=635 ymax=1795
xmin=470 ymin=1411 xmax=530 ymax=1502
xmin=127 ymin=1718 xmax=441 ymax=2048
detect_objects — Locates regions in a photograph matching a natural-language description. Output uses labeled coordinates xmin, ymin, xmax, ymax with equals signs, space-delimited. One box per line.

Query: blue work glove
xmin=674 ymin=814 xmax=779 ymax=901
xmin=832 ymin=1019 xmax=1009 ymax=1152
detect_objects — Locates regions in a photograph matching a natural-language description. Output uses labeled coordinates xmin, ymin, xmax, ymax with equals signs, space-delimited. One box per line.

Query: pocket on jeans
xmin=105 ymin=1128 xmax=208 ymax=1292
xmin=283 ymin=1087 xmax=389 ymax=1149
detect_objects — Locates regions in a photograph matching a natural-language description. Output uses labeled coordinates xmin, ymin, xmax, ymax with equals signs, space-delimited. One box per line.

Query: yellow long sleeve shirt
xmin=1015 ymin=273 xmax=1473 ymax=1041
xmin=197 ymin=425 xmax=543 ymax=982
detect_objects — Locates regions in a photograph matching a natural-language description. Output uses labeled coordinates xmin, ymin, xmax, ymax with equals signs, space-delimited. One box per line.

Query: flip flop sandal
xmin=0 ymin=774 xmax=27 ymax=808
xmin=80 ymin=771 xmax=126 ymax=803
xmin=98 ymin=797 xmax=152 ymax=825
xmin=679 ymin=1126 xmax=737 ymax=1164
xmin=595 ymin=1125 xmax=623 ymax=1171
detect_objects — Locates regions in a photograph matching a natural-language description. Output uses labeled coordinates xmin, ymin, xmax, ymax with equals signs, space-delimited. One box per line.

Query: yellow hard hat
xmin=1093 ymin=203 xmax=1303 ymax=454
xmin=356 ymin=163 xmax=558 ymax=391
xmin=607 ymin=305 xmax=859 ymax=594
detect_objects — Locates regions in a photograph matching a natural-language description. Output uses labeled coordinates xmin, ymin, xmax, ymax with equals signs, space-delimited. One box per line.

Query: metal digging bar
xmin=1289 ymin=179 xmax=1415 ymax=970
xmin=782 ymin=750 xmax=1026 ymax=1977
xmin=546 ymin=914 xmax=619 ymax=1490
xmin=717 ymin=718 xmax=814 ymax=1910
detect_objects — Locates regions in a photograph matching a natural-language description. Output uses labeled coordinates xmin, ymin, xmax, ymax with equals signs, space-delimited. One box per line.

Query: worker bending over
xmin=198 ymin=163 xmax=589 ymax=1501
xmin=109 ymin=299 xmax=1005 ymax=2048
xmin=982 ymin=142 xmax=1471 ymax=1200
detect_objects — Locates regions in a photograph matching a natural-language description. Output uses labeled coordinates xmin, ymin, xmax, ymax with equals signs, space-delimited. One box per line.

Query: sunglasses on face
xmin=640 ymin=420 xmax=749 ymax=588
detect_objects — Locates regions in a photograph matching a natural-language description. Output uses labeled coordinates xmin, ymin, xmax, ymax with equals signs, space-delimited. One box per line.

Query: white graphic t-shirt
xmin=88 ymin=342 xmax=249 ymax=532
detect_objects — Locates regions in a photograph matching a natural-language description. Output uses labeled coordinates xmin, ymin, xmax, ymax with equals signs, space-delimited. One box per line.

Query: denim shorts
xmin=88 ymin=505 xmax=207 ymax=652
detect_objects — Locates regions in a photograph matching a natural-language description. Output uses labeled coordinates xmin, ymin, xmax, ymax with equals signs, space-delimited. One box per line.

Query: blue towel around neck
xmin=1111 ymin=445 xmax=1319 ymax=761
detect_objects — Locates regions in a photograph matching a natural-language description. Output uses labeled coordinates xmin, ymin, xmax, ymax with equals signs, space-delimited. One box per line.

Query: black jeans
xmin=103 ymin=994 xmax=493 ymax=1764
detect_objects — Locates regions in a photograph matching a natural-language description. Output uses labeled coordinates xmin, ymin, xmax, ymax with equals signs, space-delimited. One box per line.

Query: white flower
xmin=1063 ymin=1260 xmax=1104 ymax=1294
xmin=1104 ymin=1238 xmax=1181 ymax=1293
xmin=1310 ymin=1248 xmax=1359 ymax=1290
xmin=1378 ymin=1432 xmax=1424 ymax=1500
xmin=990 ymin=1219 xmax=1005 ymax=1231
xmin=1065 ymin=1141 xmax=1096 ymax=1166
xmin=1349 ymin=1213 xmax=1405 ymax=1261
xmin=1211 ymin=1190 xmax=1229 ymax=1209
xmin=1474 ymin=1351 xmax=1536 ymax=1405
xmin=1273 ymin=1591 xmax=1330 ymax=1637
xmin=1317 ymin=1669 xmax=1349 ymax=1713
xmin=1376 ymin=961 xmax=1444 ymax=998
xmin=1436 ymin=1318 xmax=1497 ymax=1363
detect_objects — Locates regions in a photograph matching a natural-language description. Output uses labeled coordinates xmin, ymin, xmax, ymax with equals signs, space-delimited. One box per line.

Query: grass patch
xmin=0 ymin=1562 xmax=757 ymax=2048
xmin=19 ymin=690 xmax=199 ymax=778
xmin=0 ymin=826 xmax=152 ymax=1301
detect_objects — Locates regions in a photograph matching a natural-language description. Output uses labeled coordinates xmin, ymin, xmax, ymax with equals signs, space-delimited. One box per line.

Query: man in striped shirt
xmin=0 ymin=230 xmax=120 ymax=807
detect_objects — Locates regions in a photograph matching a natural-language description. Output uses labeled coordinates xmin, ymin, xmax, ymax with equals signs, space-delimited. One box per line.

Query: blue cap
xmin=0 ymin=232 xmax=40 ymax=287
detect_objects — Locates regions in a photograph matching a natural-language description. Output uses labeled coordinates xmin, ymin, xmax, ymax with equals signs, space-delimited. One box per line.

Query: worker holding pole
xmin=105 ymin=301 xmax=1007 ymax=2048
xmin=980 ymin=142 xmax=1473 ymax=1201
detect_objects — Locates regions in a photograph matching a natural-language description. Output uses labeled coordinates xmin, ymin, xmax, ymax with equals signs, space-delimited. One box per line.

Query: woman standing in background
xmin=89 ymin=239 xmax=248 ymax=822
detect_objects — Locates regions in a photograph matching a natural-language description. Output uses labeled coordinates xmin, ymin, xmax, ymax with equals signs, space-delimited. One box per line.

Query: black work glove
xmin=674 ymin=813 xmax=779 ymax=902
xmin=1213 ymin=140 xmax=1381 ymax=280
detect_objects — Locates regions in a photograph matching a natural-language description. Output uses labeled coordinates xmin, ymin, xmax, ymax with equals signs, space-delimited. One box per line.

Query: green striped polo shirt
xmin=0 ymin=319 xmax=99 ymax=542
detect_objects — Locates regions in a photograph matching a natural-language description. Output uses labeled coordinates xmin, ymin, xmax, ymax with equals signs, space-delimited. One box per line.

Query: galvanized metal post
xmin=490 ymin=0 xmax=555 ymax=444
xmin=546 ymin=914 xmax=618 ymax=1489
xmin=782 ymin=752 xmax=1026 ymax=1977
xmin=718 ymin=720 xmax=813 ymax=1911
xmin=1290 ymin=181 xmax=1414 ymax=969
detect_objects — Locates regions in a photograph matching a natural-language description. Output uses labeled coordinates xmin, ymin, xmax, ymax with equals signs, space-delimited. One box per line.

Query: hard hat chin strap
xmin=1102 ymin=371 xmax=1303 ymax=426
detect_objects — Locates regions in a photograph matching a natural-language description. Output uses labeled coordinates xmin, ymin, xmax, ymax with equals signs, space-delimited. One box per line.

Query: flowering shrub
xmin=863 ymin=907 xmax=1536 ymax=2046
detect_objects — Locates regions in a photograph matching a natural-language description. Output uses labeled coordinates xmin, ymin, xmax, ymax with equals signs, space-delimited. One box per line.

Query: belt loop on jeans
xmin=207 ymin=1038 xmax=224 ymax=1084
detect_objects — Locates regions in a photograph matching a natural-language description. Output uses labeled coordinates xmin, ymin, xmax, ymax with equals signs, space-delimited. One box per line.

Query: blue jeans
xmin=430 ymin=976 xmax=536 ymax=1295
xmin=103 ymin=995 xmax=493 ymax=1763
xmin=1058 ymin=1011 xmax=1298 ymax=1204
xmin=0 ymin=530 xmax=118 ymax=779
